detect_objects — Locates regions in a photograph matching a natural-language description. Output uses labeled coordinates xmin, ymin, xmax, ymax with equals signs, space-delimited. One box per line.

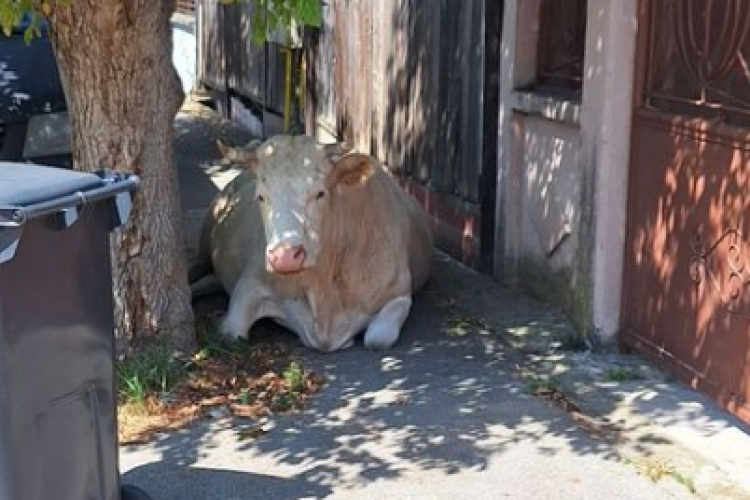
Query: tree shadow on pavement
xmin=124 ymin=466 xmax=333 ymax=500
xmin=121 ymin=254 xmax=694 ymax=498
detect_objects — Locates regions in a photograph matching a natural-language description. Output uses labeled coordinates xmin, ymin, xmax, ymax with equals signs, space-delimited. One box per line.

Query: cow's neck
xmin=314 ymin=171 xmax=393 ymax=301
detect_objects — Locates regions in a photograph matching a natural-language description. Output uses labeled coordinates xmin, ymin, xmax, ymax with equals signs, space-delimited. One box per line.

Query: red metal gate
xmin=623 ymin=0 xmax=750 ymax=423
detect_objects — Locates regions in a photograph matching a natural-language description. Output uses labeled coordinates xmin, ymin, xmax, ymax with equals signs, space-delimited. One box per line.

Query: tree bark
xmin=48 ymin=0 xmax=195 ymax=351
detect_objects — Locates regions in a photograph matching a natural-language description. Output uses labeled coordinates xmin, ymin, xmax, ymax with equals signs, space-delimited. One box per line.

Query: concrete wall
xmin=497 ymin=0 xmax=590 ymax=333
xmin=172 ymin=13 xmax=197 ymax=94
xmin=516 ymin=116 xmax=581 ymax=274
xmin=495 ymin=0 xmax=638 ymax=342
xmin=583 ymin=0 xmax=638 ymax=344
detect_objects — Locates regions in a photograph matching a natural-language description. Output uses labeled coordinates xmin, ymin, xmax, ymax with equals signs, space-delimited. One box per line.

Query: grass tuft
xmin=282 ymin=361 xmax=307 ymax=393
xmin=117 ymin=341 xmax=186 ymax=407
xmin=606 ymin=367 xmax=642 ymax=382
xmin=444 ymin=315 xmax=491 ymax=337
xmin=624 ymin=457 xmax=696 ymax=494
xmin=525 ymin=375 xmax=560 ymax=395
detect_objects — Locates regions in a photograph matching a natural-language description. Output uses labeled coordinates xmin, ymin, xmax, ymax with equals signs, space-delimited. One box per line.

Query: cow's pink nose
xmin=268 ymin=244 xmax=307 ymax=273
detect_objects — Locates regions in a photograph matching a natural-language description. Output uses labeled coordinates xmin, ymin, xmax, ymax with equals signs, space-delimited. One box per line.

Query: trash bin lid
xmin=0 ymin=162 xmax=138 ymax=265
xmin=0 ymin=162 xmax=103 ymax=206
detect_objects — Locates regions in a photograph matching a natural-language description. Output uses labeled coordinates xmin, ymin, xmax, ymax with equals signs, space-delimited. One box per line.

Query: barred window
xmin=536 ymin=0 xmax=588 ymax=92
xmin=645 ymin=0 xmax=750 ymax=127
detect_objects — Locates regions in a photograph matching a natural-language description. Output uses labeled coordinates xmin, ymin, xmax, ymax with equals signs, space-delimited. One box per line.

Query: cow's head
xmin=218 ymin=135 xmax=375 ymax=275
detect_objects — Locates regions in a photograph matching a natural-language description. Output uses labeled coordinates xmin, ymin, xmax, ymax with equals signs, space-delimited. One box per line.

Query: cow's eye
xmin=316 ymin=190 xmax=326 ymax=201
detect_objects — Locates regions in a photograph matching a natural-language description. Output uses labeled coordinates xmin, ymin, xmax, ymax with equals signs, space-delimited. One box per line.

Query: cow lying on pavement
xmin=193 ymin=135 xmax=433 ymax=352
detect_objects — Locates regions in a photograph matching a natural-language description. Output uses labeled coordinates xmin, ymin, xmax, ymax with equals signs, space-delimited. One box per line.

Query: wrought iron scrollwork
xmin=675 ymin=0 xmax=749 ymax=94
xmin=690 ymin=228 xmax=749 ymax=313
xmin=647 ymin=0 xmax=750 ymax=126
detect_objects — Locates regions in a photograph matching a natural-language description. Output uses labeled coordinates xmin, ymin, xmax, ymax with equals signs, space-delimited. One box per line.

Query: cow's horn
xmin=217 ymin=139 xmax=261 ymax=164
xmin=324 ymin=142 xmax=353 ymax=163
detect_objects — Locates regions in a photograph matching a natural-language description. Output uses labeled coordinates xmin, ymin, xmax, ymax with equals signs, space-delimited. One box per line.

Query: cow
xmin=192 ymin=134 xmax=433 ymax=352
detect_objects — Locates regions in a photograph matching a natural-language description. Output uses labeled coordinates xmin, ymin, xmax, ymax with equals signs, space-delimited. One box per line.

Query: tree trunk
xmin=48 ymin=0 xmax=195 ymax=351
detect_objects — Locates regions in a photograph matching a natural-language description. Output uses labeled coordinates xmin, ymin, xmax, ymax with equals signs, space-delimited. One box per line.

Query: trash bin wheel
xmin=121 ymin=484 xmax=153 ymax=500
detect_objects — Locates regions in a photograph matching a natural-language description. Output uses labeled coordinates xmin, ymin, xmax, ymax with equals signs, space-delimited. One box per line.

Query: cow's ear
xmin=331 ymin=153 xmax=376 ymax=187
xmin=217 ymin=139 xmax=261 ymax=168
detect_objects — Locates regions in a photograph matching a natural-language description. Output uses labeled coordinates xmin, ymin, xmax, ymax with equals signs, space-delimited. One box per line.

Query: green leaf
xmin=250 ymin=8 xmax=267 ymax=45
xmin=295 ymin=0 xmax=321 ymax=27
xmin=0 ymin=1 xmax=14 ymax=37
xmin=0 ymin=0 xmax=49 ymax=43
xmin=247 ymin=0 xmax=321 ymax=45
xmin=23 ymin=10 xmax=41 ymax=45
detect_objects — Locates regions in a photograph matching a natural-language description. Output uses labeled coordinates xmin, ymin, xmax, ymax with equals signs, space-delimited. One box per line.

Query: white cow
xmin=193 ymin=135 xmax=433 ymax=352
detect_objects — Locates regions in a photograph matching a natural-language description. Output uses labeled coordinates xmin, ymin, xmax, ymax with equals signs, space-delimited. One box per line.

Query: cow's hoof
xmin=219 ymin=317 xmax=245 ymax=340
xmin=364 ymin=327 xmax=399 ymax=350
xmin=364 ymin=296 xmax=411 ymax=350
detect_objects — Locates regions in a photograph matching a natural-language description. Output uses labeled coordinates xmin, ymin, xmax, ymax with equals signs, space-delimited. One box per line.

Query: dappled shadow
xmin=504 ymin=111 xmax=587 ymax=328
xmin=173 ymin=98 xmax=257 ymax=258
xmin=492 ymin=0 xmax=588 ymax=329
xmin=378 ymin=0 xmax=489 ymax=267
xmin=0 ymin=26 xmax=66 ymax=123
xmin=148 ymin=5 xmax=750 ymax=496
xmin=621 ymin=1 xmax=750 ymax=423
xmin=124 ymin=465 xmax=333 ymax=500
xmin=496 ymin=0 xmax=750 ymax=430
xmin=119 ymin=254 xmax=706 ymax=498
xmin=174 ymin=99 xmax=256 ymax=210
xmin=623 ymin=116 xmax=750 ymax=422
xmin=518 ymin=117 xmax=582 ymax=269
xmin=304 ymin=0 xmax=496 ymax=267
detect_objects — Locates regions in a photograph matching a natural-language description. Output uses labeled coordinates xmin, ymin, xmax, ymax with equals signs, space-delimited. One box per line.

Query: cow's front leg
xmin=220 ymin=274 xmax=269 ymax=340
xmin=364 ymin=296 xmax=413 ymax=350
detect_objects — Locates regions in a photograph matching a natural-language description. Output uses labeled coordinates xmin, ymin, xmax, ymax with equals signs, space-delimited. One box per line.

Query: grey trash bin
xmin=0 ymin=162 xmax=151 ymax=500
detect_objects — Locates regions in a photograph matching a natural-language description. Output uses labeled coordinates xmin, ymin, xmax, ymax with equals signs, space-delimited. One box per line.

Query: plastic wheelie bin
xmin=0 ymin=162 xmax=152 ymax=500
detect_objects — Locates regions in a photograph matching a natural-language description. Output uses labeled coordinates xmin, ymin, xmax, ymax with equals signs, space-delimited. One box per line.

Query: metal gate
xmin=623 ymin=0 xmax=750 ymax=422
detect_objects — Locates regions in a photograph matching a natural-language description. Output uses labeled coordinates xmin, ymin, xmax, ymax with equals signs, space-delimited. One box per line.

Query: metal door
xmin=623 ymin=0 xmax=750 ymax=422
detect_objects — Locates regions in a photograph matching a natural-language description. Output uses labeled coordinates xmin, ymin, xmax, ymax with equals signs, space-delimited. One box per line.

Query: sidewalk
xmin=118 ymin=99 xmax=750 ymax=500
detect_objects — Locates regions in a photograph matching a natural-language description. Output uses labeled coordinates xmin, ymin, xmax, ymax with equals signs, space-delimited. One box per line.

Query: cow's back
xmin=400 ymin=181 xmax=433 ymax=292
xmin=381 ymin=171 xmax=433 ymax=292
